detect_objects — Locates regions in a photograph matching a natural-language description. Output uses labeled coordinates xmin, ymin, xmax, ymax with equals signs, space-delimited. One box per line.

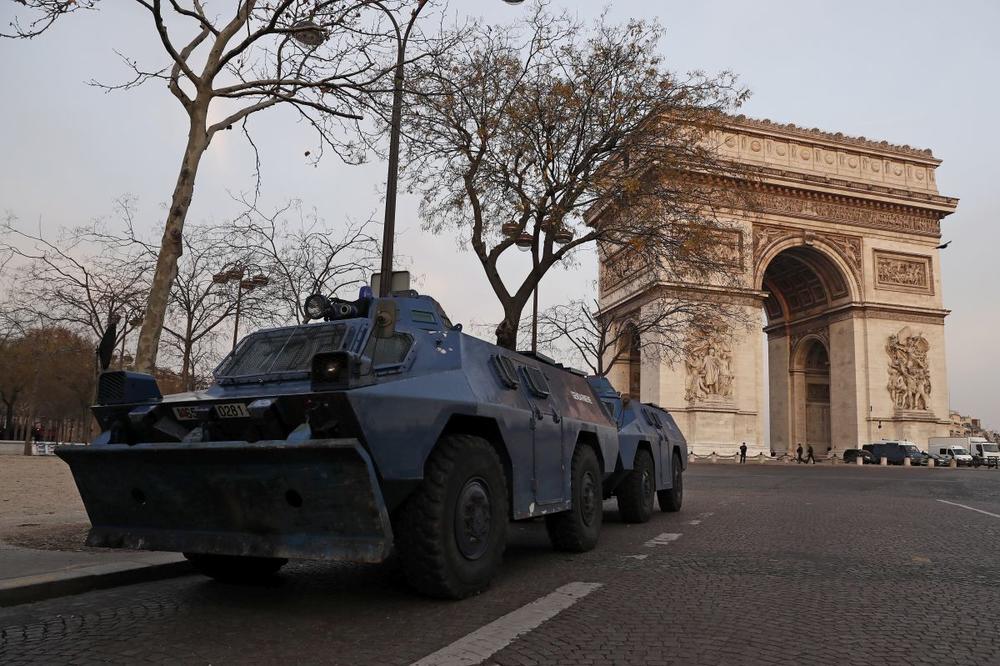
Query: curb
xmin=0 ymin=557 xmax=194 ymax=608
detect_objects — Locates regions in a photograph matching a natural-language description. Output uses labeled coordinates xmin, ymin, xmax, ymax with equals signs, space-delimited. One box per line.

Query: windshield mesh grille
xmin=215 ymin=323 xmax=361 ymax=382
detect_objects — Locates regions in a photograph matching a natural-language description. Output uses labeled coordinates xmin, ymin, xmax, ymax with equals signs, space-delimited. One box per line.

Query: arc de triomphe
xmin=599 ymin=116 xmax=958 ymax=456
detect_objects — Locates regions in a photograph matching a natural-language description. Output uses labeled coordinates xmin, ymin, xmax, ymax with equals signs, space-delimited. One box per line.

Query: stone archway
xmin=760 ymin=244 xmax=855 ymax=456
xmin=598 ymin=115 xmax=958 ymax=456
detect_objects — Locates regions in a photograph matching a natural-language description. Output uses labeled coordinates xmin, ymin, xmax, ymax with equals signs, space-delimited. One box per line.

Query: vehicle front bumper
xmin=56 ymin=439 xmax=393 ymax=563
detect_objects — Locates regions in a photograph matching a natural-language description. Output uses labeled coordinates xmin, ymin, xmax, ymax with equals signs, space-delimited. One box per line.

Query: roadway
xmin=3 ymin=464 xmax=1000 ymax=665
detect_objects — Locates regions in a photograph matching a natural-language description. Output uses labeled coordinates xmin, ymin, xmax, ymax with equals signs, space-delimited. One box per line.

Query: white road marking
xmin=686 ymin=519 xmax=702 ymax=525
xmin=623 ymin=554 xmax=648 ymax=561
xmin=410 ymin=582 xmax=603 ymax=666
xmin=699 ymin=512 xmax=715 ymax=518
xmin=643 ymin=533 xmax=681 ymax=548
xmin=936 ymin=499 xmax=1000 ymax=519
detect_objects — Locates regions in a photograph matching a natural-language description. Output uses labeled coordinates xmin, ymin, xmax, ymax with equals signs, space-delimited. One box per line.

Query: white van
xmin=928 ymin=437 xmax=976 ymax=466
xmin=929 ymin=437 xmax=998 ymax=466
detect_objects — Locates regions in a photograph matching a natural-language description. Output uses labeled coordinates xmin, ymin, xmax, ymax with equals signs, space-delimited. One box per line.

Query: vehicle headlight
xmin=311 ymin=351 xmax=357 ymax=390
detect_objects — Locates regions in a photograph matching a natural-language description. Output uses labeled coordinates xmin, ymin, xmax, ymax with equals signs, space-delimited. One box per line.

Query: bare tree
xmin=234 ymin=199 xmax=380 ymax=324
xmin=537 ymin=291 xmax=745 ymax=378
xmin=6 ymin=1 xmax=406 ymax=372
xmin=0 ymin=216 xmax=151 ymax=359
xmin=397 ymin=6 xmax=753 ymax=349
xmin=159 ymin=227 xmax=265 ymax=389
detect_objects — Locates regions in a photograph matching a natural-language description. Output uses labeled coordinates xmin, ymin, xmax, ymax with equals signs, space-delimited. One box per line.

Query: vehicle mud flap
xmin=56 ymin=439 xmax=392 ymax=563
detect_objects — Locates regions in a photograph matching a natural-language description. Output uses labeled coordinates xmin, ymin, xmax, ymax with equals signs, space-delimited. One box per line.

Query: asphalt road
xmin=3 ymin=464 xmax=1000 ymax=665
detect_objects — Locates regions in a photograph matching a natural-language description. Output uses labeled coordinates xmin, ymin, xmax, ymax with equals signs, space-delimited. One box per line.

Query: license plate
xmin=172 ymin=403 xmax=249 ymax=420
xmin=215 ymin=403 xmax=250 ymax=419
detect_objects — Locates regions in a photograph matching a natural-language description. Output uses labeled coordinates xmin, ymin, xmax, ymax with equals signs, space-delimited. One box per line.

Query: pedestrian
xmin=739 ymin=442 xmax=748 ymax=464
xmin=796 ymin=443 xmax=804 ymax=463
xmin=806 ymin=444 xmax=816 ymax=464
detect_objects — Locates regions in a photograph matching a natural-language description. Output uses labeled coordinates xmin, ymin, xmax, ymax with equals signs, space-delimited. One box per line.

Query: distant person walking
xmin=796 ymin=444 xmax=804 ymax=464
xmin=806 ymin=444 xmax=817 ymax=464
xmin=739 ymin=442 xmax=748 ymax=464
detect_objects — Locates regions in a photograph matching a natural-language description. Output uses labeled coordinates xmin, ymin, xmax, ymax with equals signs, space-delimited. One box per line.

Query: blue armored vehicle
xmin=57 ymin=286 xmax=685 ymax=598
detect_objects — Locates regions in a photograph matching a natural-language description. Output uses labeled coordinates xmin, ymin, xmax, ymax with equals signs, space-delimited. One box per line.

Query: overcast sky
xmin=1 ymin=1 xmax=997 ymax=428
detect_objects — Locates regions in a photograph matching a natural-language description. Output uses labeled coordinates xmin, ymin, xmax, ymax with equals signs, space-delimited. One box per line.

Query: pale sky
xmin=1 ymin=1 xmax=997 ymax=428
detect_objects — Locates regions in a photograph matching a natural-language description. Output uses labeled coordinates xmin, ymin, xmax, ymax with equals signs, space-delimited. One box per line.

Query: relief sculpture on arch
xmin=886 ymin=327 xmax=932 ymax=412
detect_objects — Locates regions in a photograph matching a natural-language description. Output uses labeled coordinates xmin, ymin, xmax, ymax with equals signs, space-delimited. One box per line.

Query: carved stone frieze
xmin=599 ymin=246 xmax=647 ymax=295
xmin=886 ymin=327 xmax=931 ymax=412
xmin=759 ymin=190 xmax=941 ymax=237
xmin=684 ymin=328 xmax=735 ymax=404
xmin=874 ymin=250 xmax=933 ymax=294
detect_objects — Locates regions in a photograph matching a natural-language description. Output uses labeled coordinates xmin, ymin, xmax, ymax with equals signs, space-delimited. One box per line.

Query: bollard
xmin=927 ymin=457 xmax=934 ymax=468
xmin=758 ymin=453 xmax=768 ymax=465
xmin=903 ymin=457 xmax=911 ymax=467
xmin=950 ymin=458 xmax=958 ymax=469
xmin=710 ymin=453 xmax=717 ymax=463
xmin=880 ymin=457 xmax=887 ymax=466
xmin=856 ymin=456 xmax=863 ymax=466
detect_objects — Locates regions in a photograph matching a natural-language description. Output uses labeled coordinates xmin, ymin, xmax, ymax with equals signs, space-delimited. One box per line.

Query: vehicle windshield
xmin=953 ymin=448 xmax=970 ymax=456
xmin=982 ymin=444 xmax=999 ymax=453
xmin=900 ymin=445 xmax=920 ymax=453
xmin=214 ymin=321 xmax=364 ymax=383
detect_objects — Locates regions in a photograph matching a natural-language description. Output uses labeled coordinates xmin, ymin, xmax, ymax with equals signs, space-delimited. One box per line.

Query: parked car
xmin=843 ymin=448 xmax=873 ymax=464
xmin=921 ymin=451 xmax=949 ymax=467
xmin=861 ymin=441 xmax=924 ymax=465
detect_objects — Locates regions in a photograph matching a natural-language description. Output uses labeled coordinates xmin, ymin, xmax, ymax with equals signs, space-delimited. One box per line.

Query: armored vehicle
xmin=58 ymin=287 xmax=685 ymax=599
xmin=587 ymin=376 xmax=687 ymax=522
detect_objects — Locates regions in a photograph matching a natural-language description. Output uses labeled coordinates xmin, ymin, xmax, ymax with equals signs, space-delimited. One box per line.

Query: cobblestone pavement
xmin=2 ymin=465 xmax=1000 ymax=665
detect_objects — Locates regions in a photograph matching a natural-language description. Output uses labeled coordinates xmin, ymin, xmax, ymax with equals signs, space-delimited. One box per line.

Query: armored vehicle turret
xmin=58 ymin=285 xmax=685 ymax=598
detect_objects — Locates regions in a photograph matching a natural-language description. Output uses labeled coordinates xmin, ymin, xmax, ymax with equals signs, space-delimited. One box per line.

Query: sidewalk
xmin=0 ymin=543 xmax=191 ymax=607
xmin=0 ymin=455 xmax=192 ymax=607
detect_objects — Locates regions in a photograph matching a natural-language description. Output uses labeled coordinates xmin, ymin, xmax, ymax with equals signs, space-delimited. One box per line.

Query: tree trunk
xmin=181 ymin=340 xmax=193 ymax=391
xmin=134 ymin=108 xmax=209 ymax=374
xmin=495 ymin=298 xmax=529 ymax=350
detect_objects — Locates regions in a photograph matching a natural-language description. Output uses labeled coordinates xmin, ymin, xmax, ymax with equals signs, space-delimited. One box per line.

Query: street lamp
xmin=212 ymin=265 xmax=270 ymax=351
xmin=376 ymin=0 xmax=525 ymax=297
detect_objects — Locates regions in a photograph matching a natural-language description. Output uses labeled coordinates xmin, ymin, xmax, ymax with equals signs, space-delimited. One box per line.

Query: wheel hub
xmin=455 ymin=478 xmax=492 ymax=560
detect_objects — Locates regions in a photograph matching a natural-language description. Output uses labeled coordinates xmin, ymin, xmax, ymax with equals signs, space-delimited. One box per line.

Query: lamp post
xmin=212 ymin=265 xmax=270 ymax=351
xmin=509 ymin=224 xmax=573 ymax=353
xmin=376 ymin=0 xmax=525 ymax=296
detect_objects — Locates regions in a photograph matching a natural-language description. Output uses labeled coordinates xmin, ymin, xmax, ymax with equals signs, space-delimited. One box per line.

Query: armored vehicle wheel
xmin=184 ymin=553 xmax=287 ymax=582
xmin=394 ymin=434 xmax=508 ymax=599
xmin=617 ymin=448 xmax=655 ymax=524
xmin=657 ymin=451 xmax=683 ymax=512
xmin=545 ymin=445 xmax=603 ymax=552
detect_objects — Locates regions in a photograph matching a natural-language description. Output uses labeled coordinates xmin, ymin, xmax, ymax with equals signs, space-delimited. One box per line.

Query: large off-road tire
xmin=394 ymin=434 xmax=508 ymax=599
xmin=545 ymin=445 xmax=603 ymax=552
xmin=617 ymin=448 xmax=655 ymax=524
xmin=657 ymin=451 xmax=684 ymax=513
xmin=183 ymin=553 xmax=287 ymax=583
